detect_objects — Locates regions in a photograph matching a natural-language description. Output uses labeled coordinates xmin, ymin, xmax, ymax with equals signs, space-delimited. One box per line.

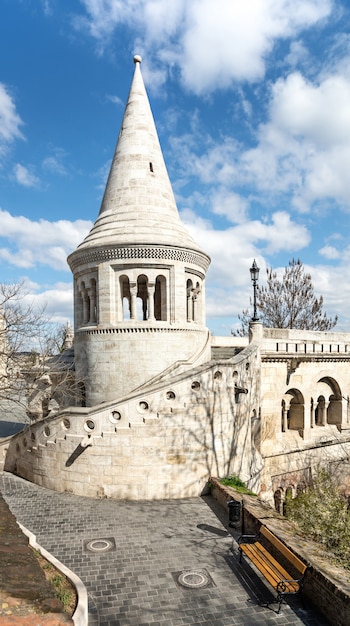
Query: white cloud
xmin=13 ymin=163 xmax=40 ymax=188
xmin=0 ymin=83 xmax=24 ymax=158
xmin=319 ymin=244 xmax=340 ymax=260
xmin=42 ymin=152 xmax=68 ymax=176
xmin=211 ymin=190 xmax=249 ymax=224
xmin=106 ymin=94 xmax=124 ymax=107
xmin=182 ymin=208 xmax=309 ymax=289
xmin=285 ymin=40 xmax=310 ymax=67
xmin=76 ymin=0 xmax=333 ymax=92
xmin=25 ymin=283 xmax=74 ymax=325
xmin=241 ymin=68 xmax=350 ymax=211
xmin=179 ymin=0 xmax=332 ymax=93
xmin=178 ymin=61 xmax=350 ymax=216
xmin=0 ymin=209 xmax=92 ymax=271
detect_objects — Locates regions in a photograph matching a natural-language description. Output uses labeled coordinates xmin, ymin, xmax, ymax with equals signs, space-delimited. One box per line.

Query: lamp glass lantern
xmin=250 ymin=259 xmax=260 ymax=321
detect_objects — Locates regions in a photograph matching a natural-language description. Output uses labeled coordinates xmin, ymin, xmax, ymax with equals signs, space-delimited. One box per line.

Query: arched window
xmin=284 ymin=389 xmax=305 ymax=431
xmin=154 ymin=275 xmax=167 ymax=321
xmin=120 ymin=275 xmax=131 ymax=320
xmin=316 ymin=377 xmax=343 ymax=427
xmin=137 ymin=274 xmax=148 ymax=320
xmin=315 ymin=396 xmax=325 ymax=426
xmin=76 ymin=280 xmax=84 ymax=327
xmin=80 ymin=280 xmax=90 ymax=325
xmin=89 ymin=278 xmax=97 ymax=324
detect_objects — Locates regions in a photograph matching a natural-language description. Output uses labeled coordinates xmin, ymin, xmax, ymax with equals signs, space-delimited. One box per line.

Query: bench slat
xmin=241 ymin=543 xmax=299 ymax=593
xmin=260 ymin=527 xmax=307 ymax=575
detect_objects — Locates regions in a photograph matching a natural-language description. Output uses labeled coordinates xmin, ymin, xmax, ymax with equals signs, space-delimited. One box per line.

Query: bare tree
xmin=0 ymin=283 xmax=46 ymax=401
xmin=234 ymin=259 xmax=338 ymax=336
xmin=0 ymin=283 xmax=78 ymax=423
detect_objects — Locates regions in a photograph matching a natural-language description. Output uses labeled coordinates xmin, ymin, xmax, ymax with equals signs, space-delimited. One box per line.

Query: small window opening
xmin=149 ymin=162 xmax=154 ymax=173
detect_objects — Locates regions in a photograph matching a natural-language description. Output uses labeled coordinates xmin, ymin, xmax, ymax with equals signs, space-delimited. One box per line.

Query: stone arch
xmin=77 ymin=276 xmax=98 ymax=326
xmin=315 ymin=395 xmax=326 ymax=426
xmin=137 ymin=274 xmax=148 ymax=320
xmin=317 ymin=376 xmax=342 ymax=428
xmin=284 ymin=388 xmax=305 ymax=431
xmin=186 ymin=277 xmax=202 ymax=323
xmin=120 ymin=275 xmax=131 ymax=320
xmin=154 ymin=274 xmax=167 ymax=321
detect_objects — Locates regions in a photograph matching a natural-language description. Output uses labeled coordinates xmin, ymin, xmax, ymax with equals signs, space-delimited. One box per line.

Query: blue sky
xmin=1 ymin=0 xmax=350 ymax=336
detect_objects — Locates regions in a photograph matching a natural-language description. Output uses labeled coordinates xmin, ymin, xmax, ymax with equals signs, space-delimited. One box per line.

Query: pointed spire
xmin=77 ymin=55 xmax=203 ymax=253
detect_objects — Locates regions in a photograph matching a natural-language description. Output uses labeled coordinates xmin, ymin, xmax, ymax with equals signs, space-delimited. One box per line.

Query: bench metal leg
xmin=277 ymin=593 xmax=283 ymax=614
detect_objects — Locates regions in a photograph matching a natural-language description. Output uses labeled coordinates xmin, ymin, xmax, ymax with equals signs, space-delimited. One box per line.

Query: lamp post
xmin=250 ymin=259 xmax=260 ymax=321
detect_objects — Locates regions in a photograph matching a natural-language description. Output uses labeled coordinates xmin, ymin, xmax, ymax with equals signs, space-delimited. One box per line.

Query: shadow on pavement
xmin=0 ymin=421 xmax=26 ymax=438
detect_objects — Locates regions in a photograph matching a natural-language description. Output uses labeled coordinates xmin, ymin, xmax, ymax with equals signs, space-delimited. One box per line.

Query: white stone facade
xmin=3 ymin=57 xmax=350 ymax=506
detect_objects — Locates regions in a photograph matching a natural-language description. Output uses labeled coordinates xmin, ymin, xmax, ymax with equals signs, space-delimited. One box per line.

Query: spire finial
xmin=133 ymin=54 xmax=142 ymax=64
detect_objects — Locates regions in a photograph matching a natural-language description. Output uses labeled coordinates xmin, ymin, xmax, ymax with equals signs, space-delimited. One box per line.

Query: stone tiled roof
xmin=73 ymin=55 xmax=207 ymax=257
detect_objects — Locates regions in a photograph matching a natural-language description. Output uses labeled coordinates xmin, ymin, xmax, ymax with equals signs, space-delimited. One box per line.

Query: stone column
xmin=130 ymin=283 xmax=137 ymax=320
xmin=282 ymin=400 xmax=290 ymax=432
xmin=193 ymin=288 xmax=201 ymax=323
xmin=321 ymin=400 xmax=329 ymax=426
xmin=89 ymin=288 xmax=97 ymax=324
xmin=82 ymin=289 xmax=89 ymax=324
xmin=303 ymin=398 xmax=311 ymax=429
xmin=187 ymin=288 xmax=193 ymax=322
xmin=147 ymin=283 xmax=155 ymax=321
xmin=310 ymin=402 xmax=316 ymax=428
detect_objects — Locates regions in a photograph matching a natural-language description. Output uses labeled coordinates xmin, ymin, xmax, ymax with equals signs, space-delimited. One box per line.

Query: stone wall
xmin=3 ymin=343 xmax=261 ymax=499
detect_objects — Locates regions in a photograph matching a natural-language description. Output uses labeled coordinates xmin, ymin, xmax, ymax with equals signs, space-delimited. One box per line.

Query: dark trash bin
xmin=227 ymin=499 xmax=242 ymax=528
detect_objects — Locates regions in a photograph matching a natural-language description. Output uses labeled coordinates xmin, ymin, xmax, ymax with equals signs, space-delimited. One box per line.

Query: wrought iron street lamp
xmin=250 ymin=259 xmax=260 ymax=321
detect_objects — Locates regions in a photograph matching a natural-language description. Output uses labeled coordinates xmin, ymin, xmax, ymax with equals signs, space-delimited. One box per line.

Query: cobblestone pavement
xmin=0 ymin=472 xmax=330 ymax=626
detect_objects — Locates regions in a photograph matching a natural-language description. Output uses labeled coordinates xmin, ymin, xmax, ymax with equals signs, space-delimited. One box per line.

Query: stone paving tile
xmin=0 ymin=472 xmax=331 ymax=626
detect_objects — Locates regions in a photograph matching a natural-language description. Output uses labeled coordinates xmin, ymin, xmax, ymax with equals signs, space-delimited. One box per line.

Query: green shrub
xmin=285 ymin=469 xmax=350 ymax=569
xmin=219 ymin=475 xmax=256 ymax=496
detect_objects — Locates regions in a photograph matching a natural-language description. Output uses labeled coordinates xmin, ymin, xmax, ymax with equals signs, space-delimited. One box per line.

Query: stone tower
xmin=67 ymin=56 xmax=211 ymax=406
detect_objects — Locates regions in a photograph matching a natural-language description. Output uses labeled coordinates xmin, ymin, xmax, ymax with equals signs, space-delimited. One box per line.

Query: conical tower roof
xmin=75 ymin=55 xmax=206 ymax=254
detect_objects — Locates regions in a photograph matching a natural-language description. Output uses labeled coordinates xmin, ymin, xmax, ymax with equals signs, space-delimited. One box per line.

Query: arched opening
xmin=154 ymin=275 xmax=167 ymax=321
xmin=328 ymin=394 xmax=342 ymax=426
xmin=120 ymin=275 xmax=131 ymax=320
xmin=89 ymin=277 xmax=97 ymax=324
xmin=317 ymin=377 xmax=342 ymax=428
xmin=285 ymin=389 xmax=305 ymax=431
xmin=137 ymin=274 xmax=148 ymax=320
xmin=315 ymin=395 xmax=325 ymax=426
xmin=76 ymin=280 xmax=84 ymax=327
xmin=79 ymin=280 xmax=90 ymax=325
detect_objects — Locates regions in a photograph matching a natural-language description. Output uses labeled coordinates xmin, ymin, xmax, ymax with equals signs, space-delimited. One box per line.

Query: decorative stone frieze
xmin=68 ymin=245 xmax=210 ymax=273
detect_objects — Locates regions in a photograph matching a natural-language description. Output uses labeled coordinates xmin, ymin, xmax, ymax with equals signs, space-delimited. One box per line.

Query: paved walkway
xmin=0 ymin=472 xmax=330 ymax=626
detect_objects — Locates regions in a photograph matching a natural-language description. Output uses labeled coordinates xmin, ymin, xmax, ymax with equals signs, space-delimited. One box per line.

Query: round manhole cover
xmin=177 ymin=571 xmax=209 ymax=589
xmin=86 ymin=539 xmax=114 ymax=553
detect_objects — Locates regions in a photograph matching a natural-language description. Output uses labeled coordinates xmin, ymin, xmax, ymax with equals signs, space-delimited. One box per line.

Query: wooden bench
xmin=238 ymin=526 xmax=307 ymax=613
